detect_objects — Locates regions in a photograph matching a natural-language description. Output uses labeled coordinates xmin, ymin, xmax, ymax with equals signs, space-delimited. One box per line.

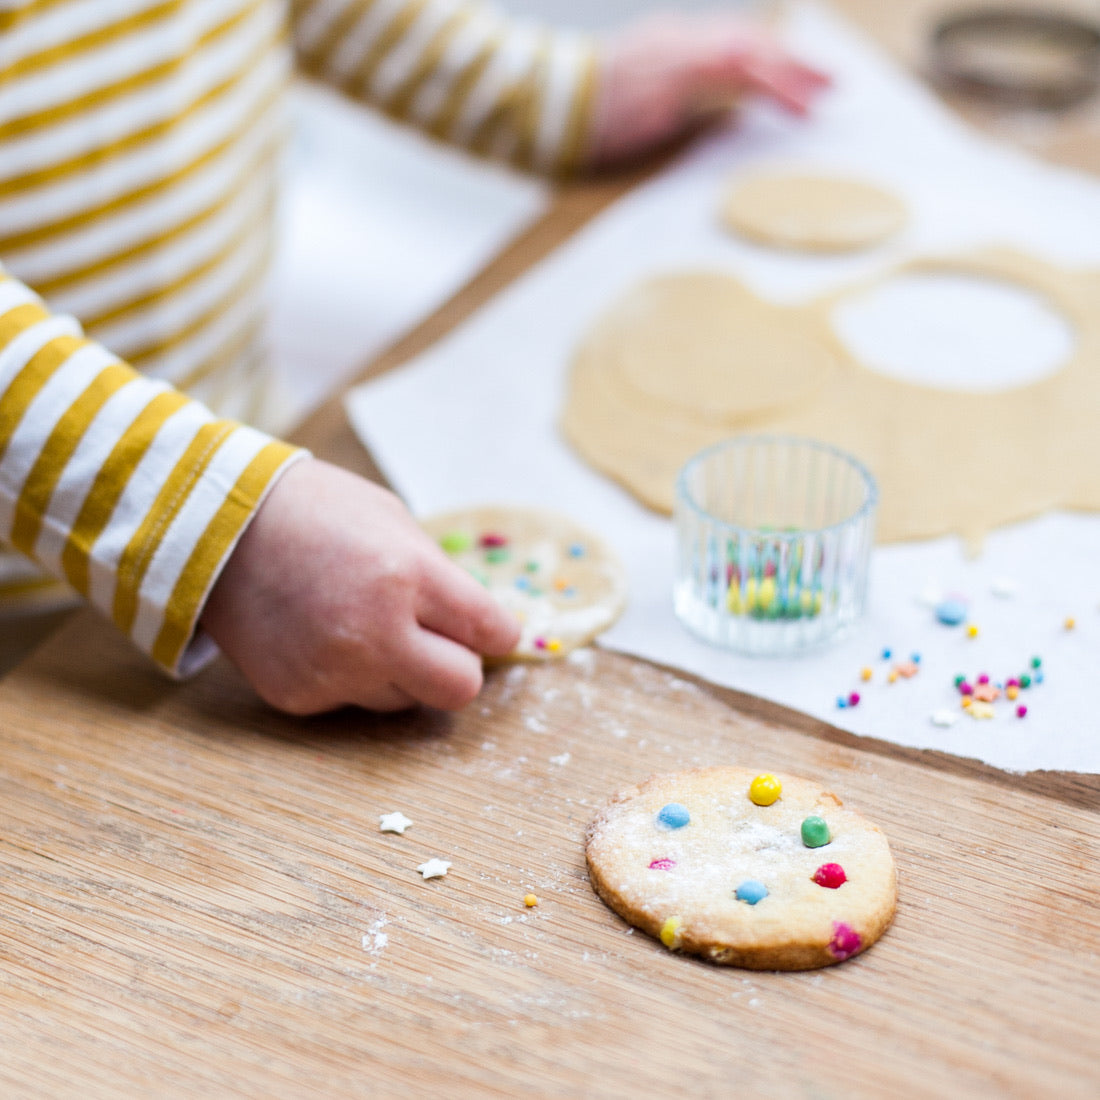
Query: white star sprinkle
xmin=379 ymin=811 xmax=413 ymax=834
xmin=416 ymin=858 xmax=451 ymax=880
xmin=930 ymin=709 xmax=960 ymax=728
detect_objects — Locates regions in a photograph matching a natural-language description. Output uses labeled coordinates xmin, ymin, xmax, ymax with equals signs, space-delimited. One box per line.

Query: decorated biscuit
xmin=585 ymin=766 xmax=897 ymax=969
xmin=422 ymin=506 xmax=627 ymax=660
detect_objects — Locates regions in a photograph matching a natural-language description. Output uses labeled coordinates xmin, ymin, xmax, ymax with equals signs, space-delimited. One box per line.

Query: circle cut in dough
xmin=421 ymin=506 xmax=627 ymax=660
xmin=721 ymin=172 xmax=907 ymax=253
xmin=585 ymin=766 xmax=897 ymax=969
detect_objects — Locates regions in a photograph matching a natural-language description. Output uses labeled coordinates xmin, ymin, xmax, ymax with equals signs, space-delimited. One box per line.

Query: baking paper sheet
xmin=346 ymin=3 xmax=1100 ymax=773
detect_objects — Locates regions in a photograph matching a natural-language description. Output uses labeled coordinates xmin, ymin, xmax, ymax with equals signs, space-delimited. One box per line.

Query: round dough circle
xmin=592 ymin=273 xmax=839 ymax=424
xmin=585 ymin=767 xmax=897 ymax=969
xmin=421 ymin=506 xmax=627 ymax=660
xmin=721 ymin=172 xmax=907 ymax=253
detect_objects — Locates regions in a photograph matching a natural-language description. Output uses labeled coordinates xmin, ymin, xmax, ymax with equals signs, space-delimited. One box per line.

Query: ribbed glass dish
xmin=674 ymin=437 xmax=878 ymax=655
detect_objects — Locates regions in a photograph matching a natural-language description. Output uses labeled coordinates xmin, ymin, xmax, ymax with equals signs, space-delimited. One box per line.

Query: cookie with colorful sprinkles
xmin=585 ymin=766 xmax=897 ymax=969
xmin=421 ymin=506 xmax=628 ymax=660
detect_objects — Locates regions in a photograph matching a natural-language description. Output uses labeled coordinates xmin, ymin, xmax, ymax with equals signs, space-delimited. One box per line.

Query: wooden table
xmin=2 ymin=3 xmax=1099 ymax=1096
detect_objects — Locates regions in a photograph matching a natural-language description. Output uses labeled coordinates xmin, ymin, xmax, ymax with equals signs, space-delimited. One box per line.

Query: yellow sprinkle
xmin=546 ymin=639 xmax=562 ymax=652
xmin=749 ymin=773 xmax=782 ymax=806
xmin=961 ymin=696 xmax=971 ymax=708
xmin=966 ymin=624 xmax=979 ymax=638
xmin=659 ymin=915 xmax=683 ymax=949
xmin=553 ymin=577 xmax=569 ymax=591
xmin=1007 ymin=685 xmax=1019 ymax=701
xmin=887 ymin=670 xmax=899 ymax=684
xmin=1065 ymin=616 xmax=1076 ymax=630
xmin=860 ymin=667 xmax=872 ymax=682
xmin=523 ymin=894 xmax=538 ymax=908
xmin=968 ymin=701 xmax=995 ymax=719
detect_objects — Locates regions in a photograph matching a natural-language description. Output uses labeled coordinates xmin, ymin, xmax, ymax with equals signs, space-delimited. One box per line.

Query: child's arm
xmin=0 ymin=268 xmax=518 ymax=704
xmin=288 ymin=2 xmax=828 ymax=174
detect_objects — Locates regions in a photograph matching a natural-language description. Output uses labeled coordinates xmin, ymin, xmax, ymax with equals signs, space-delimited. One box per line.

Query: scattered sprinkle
xmin=847 ymin=691 xmax=861 ymax=707
xmin=881 ymin=647 xmax=892 ymax=660
xmin=524 ymin=894 xmax=539 ymax=908
xmin=860 ymin=667 xmax=872 ymax=682
xmin=648 ymin=858 xmax=676 ymax=871
xmin=549 ymin=752 xmax=571 ymax=767
xmin=967 ymin=624 xmax=979 ymax=638
xmin=931 ymin=709 xmax=960 ymax=727
xmin=416 ymin=858 xmax=452 ymax=880
xmin=659 ymin=915 xmax=683 ymax=948
xmin=1064 ymin=617 xmax=1076 ymax=630
xmin=935 ymin=598 xmax=967 ymax=626
xmin=379 ymin=811 xmax=413 ymax=835
xmin=967 ymin=701 xmax=995 ymax=719
xmin=1017 ymin=704 xmax=1028 ymax=718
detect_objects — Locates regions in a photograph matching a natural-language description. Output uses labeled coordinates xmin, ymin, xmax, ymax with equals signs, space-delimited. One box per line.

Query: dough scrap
xmin=721 ymin=171 xmax=907 ymax=252
xmin=585 ymin=766 xmax=897 ymax=969
xmin=421 ymin=506 xmax=627 ymax=660
xmin=562 ymin=250 xmax=1097 ymax=548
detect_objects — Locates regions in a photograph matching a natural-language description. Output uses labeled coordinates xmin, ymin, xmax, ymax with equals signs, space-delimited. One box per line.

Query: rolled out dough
xmin=562 ymin=250 xmax=1098 ymax=548
xmin=720 ymin=172 xmax=907 ymax=252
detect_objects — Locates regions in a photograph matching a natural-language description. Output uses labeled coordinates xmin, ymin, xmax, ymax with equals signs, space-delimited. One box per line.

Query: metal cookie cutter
xmin=929 ymin=7 xmax=1100 ymax=107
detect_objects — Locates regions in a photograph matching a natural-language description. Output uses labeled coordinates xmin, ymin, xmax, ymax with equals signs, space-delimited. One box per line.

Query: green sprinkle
xmin=525 ymin=560 xmax=540 ymax=573
xmin=485 ymin=547 xmax=511 ymax=564
xmin=439 ymin=531 xmax=472 ymax=554
xmin=1030 ymin=656 xmax=1042 ymax=669
xmin=801 ymin=816 xmax=831 ymax=849
xmin=1019 ymin=674 xmax=1032 ymax=689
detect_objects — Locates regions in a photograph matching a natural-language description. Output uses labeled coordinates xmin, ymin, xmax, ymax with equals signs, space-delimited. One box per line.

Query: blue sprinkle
xmin=735 ymin=880 xmax=769 ymax=905
xmin=911 ymin=652 xmax=922 ymax=664
xmin=563 ymin=586 xmax=577 ymax=598
xmin=836 ymin=696 xmax=848 ymax=709
xmin=935 ymin=599 xmax=967 ymax=626
xmin=881 ymin=648 xmax=892 ymax=660
xmin=656 ymin=803 xmax=690 ymax=830
xmin=1036 ymin=671 xmax=1045 ymax=684
xmin=514 ymin=576 xmax=530 ymax=591
xmin=568 ymin=543 xmax=586 ymax=558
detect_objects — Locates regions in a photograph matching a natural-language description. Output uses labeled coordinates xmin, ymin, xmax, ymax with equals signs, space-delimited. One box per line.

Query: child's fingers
xmin=391 ymin=628 xmax=487 ymax=711
xmin=416 ymin=563 xmax=521 ymax=657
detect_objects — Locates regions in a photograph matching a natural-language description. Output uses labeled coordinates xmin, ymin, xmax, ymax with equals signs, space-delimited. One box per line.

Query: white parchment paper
xmin=346 ymin=3 xmax=1100 ymax=773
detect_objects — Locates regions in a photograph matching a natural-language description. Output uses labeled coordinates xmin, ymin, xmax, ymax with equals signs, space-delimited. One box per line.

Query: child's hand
xmin=591 ymin=13 xmax=830 ymax=166
xmin=201 ymin=458 xmax=521 ymax=715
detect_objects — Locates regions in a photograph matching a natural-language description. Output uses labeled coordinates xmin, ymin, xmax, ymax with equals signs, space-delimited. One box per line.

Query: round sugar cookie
xmin=721 ymin=172 xmax=907 ymax=253
xmin=422 ymin=506 xmax=627 ymax=660
xmin=585 ymin=767 xmax=897 ymax=969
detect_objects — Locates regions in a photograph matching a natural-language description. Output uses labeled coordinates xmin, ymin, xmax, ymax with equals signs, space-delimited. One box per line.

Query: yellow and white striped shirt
xmin=0 ymin=0 xmax=597 ymax=675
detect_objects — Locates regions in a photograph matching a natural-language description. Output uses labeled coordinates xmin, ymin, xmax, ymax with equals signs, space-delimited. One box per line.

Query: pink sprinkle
xmin=977 ymin=674 xmax=989 ymax=685
xmin=479 ymin=532 xmax=508 ymax=548
xmin=848 ymin=692 xmax=860 ymax=707
xmin=828 ymin=921 xmax=862 ymax=961
xmin=534 ymin=637 xmax=547 ymax=650
xmin=813 ymin=863 xmax=848 ymax=889
xmin=648 ymin=858 xmax=676 ymax=871
xmin=1006 ymin=678 xmax=1019 ymax=688
xmin=959 ymin=681 xmax=974 ymax=696
xmin=1017 ymin=704 xmax=1028 ymax=718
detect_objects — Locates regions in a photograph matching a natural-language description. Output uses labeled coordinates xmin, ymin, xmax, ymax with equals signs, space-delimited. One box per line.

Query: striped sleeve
xmin=0 ymin=264 xmax=307 ymax=677
xmin=289 ymin=0 xmax=599 ymax=175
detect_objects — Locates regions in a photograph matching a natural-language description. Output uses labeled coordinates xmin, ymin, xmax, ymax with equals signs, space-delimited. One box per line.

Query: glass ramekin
xmin=673 ymin=436 xmax=878 ymax=655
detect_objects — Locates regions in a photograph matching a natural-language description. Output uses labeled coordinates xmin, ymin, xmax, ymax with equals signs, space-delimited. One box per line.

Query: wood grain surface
xmin=2 ymin=2 xmax=1100 ymax=1096
xmin=1 ymin=612 xmax=1098 ymax=1098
